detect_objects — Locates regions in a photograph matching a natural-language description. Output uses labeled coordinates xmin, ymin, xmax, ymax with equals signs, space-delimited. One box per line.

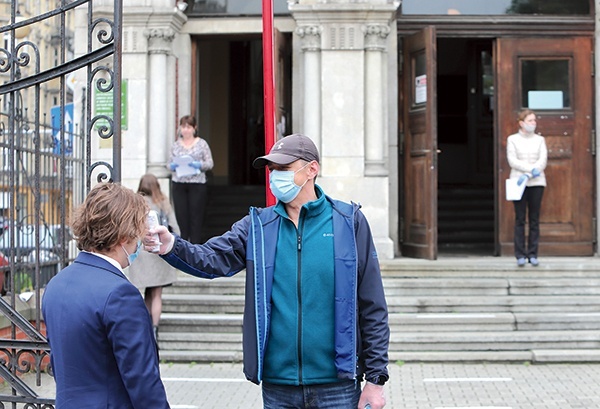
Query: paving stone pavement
xmin=2 ymin=362 xmax=600 ymax=408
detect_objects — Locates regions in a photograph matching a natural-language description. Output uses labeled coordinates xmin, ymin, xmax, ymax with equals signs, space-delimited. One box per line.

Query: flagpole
xmin=262 ymin=0 xmax=276 ymax=206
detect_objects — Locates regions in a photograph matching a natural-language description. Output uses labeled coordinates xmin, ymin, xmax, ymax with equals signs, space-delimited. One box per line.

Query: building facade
xmin=77 ymin=0 xmax=598 ymax=260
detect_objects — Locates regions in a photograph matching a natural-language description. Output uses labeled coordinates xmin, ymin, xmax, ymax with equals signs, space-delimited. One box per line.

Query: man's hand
xmin=531 ymin=168 xmax=541 ymax=178
xmin=358 ymin=382 xmax=385 ymax=409
xmin=143 ymin=225 xmax=174 ymax=255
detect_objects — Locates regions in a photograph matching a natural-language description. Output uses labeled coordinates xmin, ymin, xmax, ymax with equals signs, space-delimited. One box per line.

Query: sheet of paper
xmin=173 ymin=155 xmax=199 ymax=178
xmin=505 ymin=178 xmax=526 ymax=201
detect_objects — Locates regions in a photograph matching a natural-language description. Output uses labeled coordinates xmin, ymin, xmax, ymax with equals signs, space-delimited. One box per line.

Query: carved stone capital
xmin=144 ymin=28 xmax=176 ymax=54
xmin=321 ymin=24 xmax=362 ymax=50
xmin=363 ymin=24 xmax=390 ymax=51
xmin=296 ymin=25 xmax=322 ymax=51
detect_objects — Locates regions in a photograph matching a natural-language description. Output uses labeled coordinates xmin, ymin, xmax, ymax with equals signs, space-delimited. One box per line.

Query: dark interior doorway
xmin=194 ymin=35 xmax=292 ymax=242
xmin=437 ymin=38 xmax=495 ymax=254
xmin=229 ymin=39 xmax=267 ymax=186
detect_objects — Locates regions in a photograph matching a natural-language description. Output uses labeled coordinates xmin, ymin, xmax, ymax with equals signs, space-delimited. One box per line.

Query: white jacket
xmin=507 ymin=131 xmax=547 ymax=187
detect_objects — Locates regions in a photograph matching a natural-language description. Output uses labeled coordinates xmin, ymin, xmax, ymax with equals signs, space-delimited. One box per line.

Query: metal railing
xmin=0 ymin=0 xmax=122 ymax=406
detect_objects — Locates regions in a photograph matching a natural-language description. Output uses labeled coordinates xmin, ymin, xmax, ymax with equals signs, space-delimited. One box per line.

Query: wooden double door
xmin=401 ymin=27 xmax=595 ymax=259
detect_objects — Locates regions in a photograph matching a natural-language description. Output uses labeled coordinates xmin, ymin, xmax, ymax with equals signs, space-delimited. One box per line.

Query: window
xmin=188 ymin=0 xmax=290 ymax=16
xmin=401 ymin=0 xmax=590 ymax=15
xmin=412 ymin=52 xmax=427 ymax=106
xmin=521 ymin=59 xmax=570 ymax=109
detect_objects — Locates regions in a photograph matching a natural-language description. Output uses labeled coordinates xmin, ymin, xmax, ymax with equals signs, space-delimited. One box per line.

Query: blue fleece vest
xmin=262 ymin=190 xmax=337 ymax=385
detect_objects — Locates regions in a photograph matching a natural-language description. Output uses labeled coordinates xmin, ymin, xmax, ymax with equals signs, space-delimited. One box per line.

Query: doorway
xmin=401 ymin=29 xmax=595 ymax=259
xmin=193 ymin=35 xmax=292 ymax=241
xmin=436 ymin=38 xmax=495 ymax=254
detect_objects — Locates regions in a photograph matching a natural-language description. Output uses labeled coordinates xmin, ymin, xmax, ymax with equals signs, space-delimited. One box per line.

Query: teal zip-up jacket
xmin=263 ymin=188 xmax=336 ymax=385
xmin=161 ymin=186 xmax=389 ymax=385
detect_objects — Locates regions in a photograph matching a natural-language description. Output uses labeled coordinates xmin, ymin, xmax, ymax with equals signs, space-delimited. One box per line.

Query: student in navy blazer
xmin=42 ymin=183 xmax=170 ymax=408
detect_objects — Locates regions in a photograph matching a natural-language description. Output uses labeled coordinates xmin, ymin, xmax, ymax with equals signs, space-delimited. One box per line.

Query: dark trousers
xmin=513 ymin=186 xmax=544 ymax=259
xmin=171 ymin=182 xmax=207 ymax=244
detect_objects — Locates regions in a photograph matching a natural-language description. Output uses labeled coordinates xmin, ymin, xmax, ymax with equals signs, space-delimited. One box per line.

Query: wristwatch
xmin=368 ymin=375 xmax=388 ymax=386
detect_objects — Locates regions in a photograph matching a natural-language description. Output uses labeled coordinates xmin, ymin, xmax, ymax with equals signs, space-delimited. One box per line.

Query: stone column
xmin=296 ymin=25 xmax=322 ymax=150
xmin=364 ymin=23 xmax=390 ymax=176
xmin=290 ymin=0 xmax=399 ymax=259
xmin=145 ymin=28 xmax=175 ymax=178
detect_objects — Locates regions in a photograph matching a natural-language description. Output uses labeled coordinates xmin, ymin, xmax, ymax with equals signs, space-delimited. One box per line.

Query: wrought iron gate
xmin=0 ymin=0 xmax=122 ymax=406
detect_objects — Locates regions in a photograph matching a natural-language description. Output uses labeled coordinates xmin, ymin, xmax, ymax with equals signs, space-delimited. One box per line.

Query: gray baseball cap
xmin=252 ymin=134 xmax=320 ymax=168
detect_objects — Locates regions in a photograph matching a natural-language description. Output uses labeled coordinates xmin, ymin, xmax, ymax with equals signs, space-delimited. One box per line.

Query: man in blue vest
xmin=147 ymin=134 xmax=389 ymax=409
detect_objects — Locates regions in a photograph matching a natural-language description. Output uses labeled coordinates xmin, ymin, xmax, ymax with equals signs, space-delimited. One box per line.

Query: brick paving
xmin=2 ymin=362 xmax=600 ymax=408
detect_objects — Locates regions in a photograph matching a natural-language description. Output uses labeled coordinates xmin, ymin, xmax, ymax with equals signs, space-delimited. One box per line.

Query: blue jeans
xmin=262 ymin=380 xmax=361 ymax=409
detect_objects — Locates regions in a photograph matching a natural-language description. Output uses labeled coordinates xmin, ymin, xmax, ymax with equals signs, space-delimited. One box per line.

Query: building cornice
xmin=396 ymin=15 xmax=594 ymax=37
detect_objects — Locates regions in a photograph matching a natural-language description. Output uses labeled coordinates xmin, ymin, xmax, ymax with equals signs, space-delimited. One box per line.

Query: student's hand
xmin=358 ymin=382 xmax=386 ymax=409
xmin=517 ymin=174 xmax=529 ymax=186
xmin=144 ymin=225 xmax=174 ymax=255
xmin=531 ymin=168 xmax=541 ymax=178
xmin=190 ymin=161 xmax=202 ymax=169
xmin=168 ymin=162 xmax=179 ymax=172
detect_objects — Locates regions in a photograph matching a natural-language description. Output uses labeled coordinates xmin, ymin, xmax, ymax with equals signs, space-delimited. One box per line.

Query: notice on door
xmin=415 ymin=75 xmax=427 ymax=104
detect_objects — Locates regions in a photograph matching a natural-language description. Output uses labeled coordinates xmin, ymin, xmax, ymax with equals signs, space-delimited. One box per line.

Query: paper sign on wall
xmin=415 ymin=75 xmax=427 ymax=104
xmin=528 ymin=91 xmax=563 ymax=110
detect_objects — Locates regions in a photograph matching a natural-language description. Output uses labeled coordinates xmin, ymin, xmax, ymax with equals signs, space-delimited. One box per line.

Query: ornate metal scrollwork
xmin=91 ymin=65 xmax=115 ymax=93
xmin=0 ymin=0 xmax=122 ymax=406
xmin=91 ymin=17 xmax=115 ymax=45
xmin=89 ymin=161 xmax=114 ymax=183
xmin=0 ymin=48 xmax=11 ymax=73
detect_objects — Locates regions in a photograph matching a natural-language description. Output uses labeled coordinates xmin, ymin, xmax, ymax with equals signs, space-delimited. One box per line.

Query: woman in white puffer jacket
xmin=507 ymin=109 xmax=547 ymax=267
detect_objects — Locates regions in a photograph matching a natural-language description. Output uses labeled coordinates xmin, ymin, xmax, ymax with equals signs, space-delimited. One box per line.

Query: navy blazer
xmin=42 ymin=252 xmax=170 ymax=408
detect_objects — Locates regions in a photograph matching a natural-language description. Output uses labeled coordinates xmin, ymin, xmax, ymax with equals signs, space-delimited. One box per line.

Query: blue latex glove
xmin=190 ymin=161 xmax=202 ymax=169
xmin=517 ymin=174 xmax=529 ymax=186
xmin=531 ymin=168 xmax=541 ymax=178
xmin=169 ymin=162 xmax=179 ymax=171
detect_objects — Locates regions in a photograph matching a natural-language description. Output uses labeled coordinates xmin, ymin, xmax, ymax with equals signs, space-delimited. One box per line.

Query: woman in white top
xmin=168 ymin=115 xmax=214 ymax=244
xmin=506 ymin=109 xmax=548 ymax=267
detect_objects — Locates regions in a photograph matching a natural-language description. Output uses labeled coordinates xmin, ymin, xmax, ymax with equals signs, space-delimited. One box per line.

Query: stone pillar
xmin=364 ymin=24 xmax=390 ymax=176
xmin=290 ymin=0 xmax=399 ymax=259
xmin=145 ymin=28 xmax=175 ymax=178
xmin=296 ymin=25 xmax=322 ymax=150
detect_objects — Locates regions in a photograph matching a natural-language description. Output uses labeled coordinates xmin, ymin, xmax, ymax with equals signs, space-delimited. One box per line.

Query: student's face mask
xmin=122 ymin=240 xmax=142 ymax=266
xmin=522 ymin=123 xmax=536 ymax=134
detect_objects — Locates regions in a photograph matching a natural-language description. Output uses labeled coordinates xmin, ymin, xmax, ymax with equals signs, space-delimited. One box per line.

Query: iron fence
xmin=0 ymin=0 xmax=122 ymax=406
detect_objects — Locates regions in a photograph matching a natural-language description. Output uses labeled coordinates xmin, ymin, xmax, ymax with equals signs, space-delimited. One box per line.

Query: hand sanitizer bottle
xmin=147 ymin=210 xmax=161 ymax=253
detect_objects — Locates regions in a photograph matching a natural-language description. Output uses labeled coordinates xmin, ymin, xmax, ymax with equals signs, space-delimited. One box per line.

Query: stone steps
xmin=162 ymin=293 xmax=600 ymax=314
xmin=158 ymin=258 xmax=600 ymax=363
xmin=386 ymin=295 xmax=600 ymax=313
xmin=159 ymin=349 xmax=600 ymax=364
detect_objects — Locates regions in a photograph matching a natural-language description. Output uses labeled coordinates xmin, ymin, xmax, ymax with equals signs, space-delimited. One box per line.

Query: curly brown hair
xmin=71 ymin=183 xmax=148 ymax=253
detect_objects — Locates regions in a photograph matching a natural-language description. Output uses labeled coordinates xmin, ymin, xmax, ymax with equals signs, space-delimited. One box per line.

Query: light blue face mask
xmin=269 ymin=162 xmax=310 ymax=203
xmin=122 ymin=240 xmax=142 ymax=266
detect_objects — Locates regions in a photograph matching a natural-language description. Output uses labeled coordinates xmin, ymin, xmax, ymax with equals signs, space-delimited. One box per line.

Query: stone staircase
xmin=438 ymin=185 xmax=494 ymax=253
xmin=158 ymin=257 xmax=600 ymax=363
